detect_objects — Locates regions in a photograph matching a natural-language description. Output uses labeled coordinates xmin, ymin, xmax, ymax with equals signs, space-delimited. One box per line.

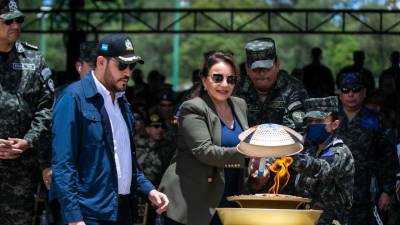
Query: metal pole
xmin=40 ymin=0 xmax=53 ymax=56
xmin=39 ymin=13 xmax=46 ymax=56
xmin=172 ymin=0 xmax=180 ymax=91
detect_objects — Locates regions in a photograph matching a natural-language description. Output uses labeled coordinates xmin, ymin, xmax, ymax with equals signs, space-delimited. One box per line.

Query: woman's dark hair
xmin=200 ymin=50 xmax=239 ymax=95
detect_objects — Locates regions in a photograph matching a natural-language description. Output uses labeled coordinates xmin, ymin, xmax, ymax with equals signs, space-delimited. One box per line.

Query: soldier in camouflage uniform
xmin=0 ymin=0 xmax=54 ymax=224
xmin=336 ymin=72 xmax=398 ymax=225
xmin=292 ymin=96 xmax=355 ymax=225
xmin=235 ymin=37 xmax=308 ymax=132
xmin=135 ymin=112 xmax=175 ymax=225
xmin=135 ymin=112 xmax=175 ymax=187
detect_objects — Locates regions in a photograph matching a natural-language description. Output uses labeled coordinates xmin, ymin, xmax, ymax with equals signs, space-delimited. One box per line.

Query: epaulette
xmin=21 ymin=42 xmax=39 ymax=51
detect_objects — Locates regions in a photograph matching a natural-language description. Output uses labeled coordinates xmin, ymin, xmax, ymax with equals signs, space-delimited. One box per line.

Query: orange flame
xmin=268 ymin=156 xmax=293 ymax=194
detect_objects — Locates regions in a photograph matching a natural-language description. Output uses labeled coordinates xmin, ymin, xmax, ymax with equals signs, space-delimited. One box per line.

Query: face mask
xmin=305 ymin=124 xmax=330 ymax=145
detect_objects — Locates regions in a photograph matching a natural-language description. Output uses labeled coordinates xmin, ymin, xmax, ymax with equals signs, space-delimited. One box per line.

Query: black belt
xmin=118 ymin=194 xmax=131 ymax=201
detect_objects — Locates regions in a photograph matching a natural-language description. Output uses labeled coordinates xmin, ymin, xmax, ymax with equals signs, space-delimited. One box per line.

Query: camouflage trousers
xmin=0 ymin=160 xmax=40 ymax=225
xmin=349 ymin=204 xmax=371 ymax=225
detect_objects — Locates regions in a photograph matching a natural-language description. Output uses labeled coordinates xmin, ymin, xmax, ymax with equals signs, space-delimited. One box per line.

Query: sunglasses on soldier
xmin=340 ymin=86 xmax=363 ymax=94
xmin=211 ymin=74 xmax=238 ymax=85
xmin=149 ymin=124 xmax=162 ymax=129
xmin=1 ymin=16 xmax=24 ymax=25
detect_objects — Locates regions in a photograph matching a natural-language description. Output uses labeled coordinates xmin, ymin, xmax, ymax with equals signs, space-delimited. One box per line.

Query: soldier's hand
xmin=0 ymin=150 xmax=22 ymax=159
xmin=0 ymin=138 xmax=12 ymax=150
xmin=0 ymin=139 xmax=22 ymax=159
xmin=42 ymin=167 xmax=52 ymax=190
xmin=8 ymin=138 xmax=32 ymax=152
xmin=378 ymin=192 xmax=392 ymax=211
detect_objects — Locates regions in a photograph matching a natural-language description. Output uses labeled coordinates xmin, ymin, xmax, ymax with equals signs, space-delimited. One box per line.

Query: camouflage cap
xmin=145 ymin=113 xmax=164 ymax=127
xmin=304 ymin=96 xmax=338 ymax=120
xmin=0 ymin=0 xmax=23 ymax=20
xmin=339 ymin=72 xmax=364 ymax=88
xmin=245 ymin=37 xmax=276 ymax=69
xmin=79 ymin=41 xmax=98 ymax=64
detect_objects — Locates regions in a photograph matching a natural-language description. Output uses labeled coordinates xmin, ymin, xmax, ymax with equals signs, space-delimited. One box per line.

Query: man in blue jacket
xmin=52 ymin=34 xmax=169 ymax=225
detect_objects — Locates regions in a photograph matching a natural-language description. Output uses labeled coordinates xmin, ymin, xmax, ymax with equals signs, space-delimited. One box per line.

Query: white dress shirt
xmin=93 ymin=72 xmax=132 ymax=194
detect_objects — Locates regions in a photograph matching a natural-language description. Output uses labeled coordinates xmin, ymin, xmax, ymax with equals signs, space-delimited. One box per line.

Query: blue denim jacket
xmin=51 ymin=72 xmax=155 ymax=223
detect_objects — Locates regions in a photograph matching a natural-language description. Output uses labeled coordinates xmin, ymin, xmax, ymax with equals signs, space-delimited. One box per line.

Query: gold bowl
xmin=216 ymin=208 xmax=322 ymax=225
xmin=227 ymin=194 xmax=311 ymax=209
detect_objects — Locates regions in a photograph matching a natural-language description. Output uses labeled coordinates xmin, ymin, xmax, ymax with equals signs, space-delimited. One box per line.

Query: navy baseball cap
xmin=339 ymin=72 xmax=364 ymax=88
xmin=97 ymin=34 xmax=144 ymax=64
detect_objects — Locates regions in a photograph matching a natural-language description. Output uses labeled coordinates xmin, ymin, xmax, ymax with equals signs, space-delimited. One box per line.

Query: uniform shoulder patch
xmin=321 ymin=149 xmax=335 ymax=157
xmin=21 ymin=42 xmax=39 ymax=51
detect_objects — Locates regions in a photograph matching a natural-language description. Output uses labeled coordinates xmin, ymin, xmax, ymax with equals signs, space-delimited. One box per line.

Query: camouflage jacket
xmin=292 ymin=137 xmax=355 ymax=225
xmin=235 ymin=70 xmax=307 ymax=132
xmin=135 ymin=134 xmax=175 ymax=187
xmin=0 ymin=41 xmax=53 ymax=169
xmin=336 ymin=106 xmax=399 ymax=204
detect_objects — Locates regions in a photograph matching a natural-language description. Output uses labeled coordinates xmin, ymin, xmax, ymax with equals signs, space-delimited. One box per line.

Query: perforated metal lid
xmin=237 ymin=124 xmax=304 ymax=157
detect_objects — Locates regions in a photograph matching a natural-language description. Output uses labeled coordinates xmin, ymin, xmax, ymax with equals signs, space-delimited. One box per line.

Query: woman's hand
xmin=248 ymin=158 xmax=270 ymax=192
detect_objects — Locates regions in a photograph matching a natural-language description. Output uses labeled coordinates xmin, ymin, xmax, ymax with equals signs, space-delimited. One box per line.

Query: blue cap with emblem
xmin=339 ymin=72 xmax=364 ymax=89
xmin=97 ymin=34 xmax=144 ymax=64
xmin=0 ymin=0 xmax=24 ymax=20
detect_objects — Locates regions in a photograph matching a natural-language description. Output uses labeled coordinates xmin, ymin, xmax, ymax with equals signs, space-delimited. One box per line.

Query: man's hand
xmin=0 ymin=139 xmax=22 ymax=159
xmin=148 ymin=189 xmax=169 ymax=214
xmin=42 ymin=167 xmax=52 ymax=190
xmin=378 ymin=192 xmax=392 ymax=211
xmin=68 ymin=221 xmax=86 ymax=225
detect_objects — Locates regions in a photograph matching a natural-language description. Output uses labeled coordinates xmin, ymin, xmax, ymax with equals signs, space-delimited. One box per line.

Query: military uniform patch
xmin=12 ymin=62 xmax=36 ymax=71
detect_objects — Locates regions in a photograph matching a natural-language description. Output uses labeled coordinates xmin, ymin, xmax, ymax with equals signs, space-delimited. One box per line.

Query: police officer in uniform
xmin=336 ymin=72 xmax=398 ymax=225
xmin=0 ymin=0 xmax=54 ymax=224
xmin=235 ymin=38 xmax=308 ymax=132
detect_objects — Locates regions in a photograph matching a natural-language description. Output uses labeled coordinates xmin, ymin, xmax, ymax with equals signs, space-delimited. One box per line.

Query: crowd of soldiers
xmin=1 ymin=0 xmax=400 ymax=225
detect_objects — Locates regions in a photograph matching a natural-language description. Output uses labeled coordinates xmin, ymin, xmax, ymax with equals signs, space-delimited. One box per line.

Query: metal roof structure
xmin=22 ymin=8 xmax=400 ymax=35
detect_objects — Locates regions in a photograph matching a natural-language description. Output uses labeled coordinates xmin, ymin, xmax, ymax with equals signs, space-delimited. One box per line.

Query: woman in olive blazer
xmin=159 ymin=51 xmax=249 ymax=225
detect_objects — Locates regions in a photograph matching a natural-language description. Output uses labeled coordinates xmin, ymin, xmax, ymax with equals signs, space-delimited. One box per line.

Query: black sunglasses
xmin=211 ymin=74 xmax=238 ymax=85
xmin=109 ymin=58 xmax=136 ymax=71
xmin=1 ymin=16 xmax=24 ymax=25
xmin=341 ymin=86 xmax=363 ymax=94
xmin=150 ymin=124 xmax=162 ymax=129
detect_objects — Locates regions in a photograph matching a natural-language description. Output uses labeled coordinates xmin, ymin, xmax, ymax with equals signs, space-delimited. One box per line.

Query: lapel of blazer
xmin=201 ymin=94 xmax=222 ymax=146
xmin=200 ymin=94 xmax=249 ymax=146
xmin=228 ymin=97 xmax=249 ymax=131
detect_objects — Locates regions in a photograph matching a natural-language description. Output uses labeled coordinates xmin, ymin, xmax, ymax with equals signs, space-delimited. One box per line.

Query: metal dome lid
xmin=237 ymin=124 xmax=304 ymax=157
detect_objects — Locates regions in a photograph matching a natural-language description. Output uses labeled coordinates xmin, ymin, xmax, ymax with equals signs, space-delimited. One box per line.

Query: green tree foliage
xmin=19 ymin=0 xmax=400 ymax=89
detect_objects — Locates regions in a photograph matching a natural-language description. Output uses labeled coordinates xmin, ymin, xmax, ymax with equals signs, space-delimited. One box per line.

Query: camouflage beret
xmin=0 ymin=0 xmax=23 ymax=20
xmin=304 ymin=96 xmax=338 ymax=120
xmin=245 ymin=37 xmax=276 ymax=69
